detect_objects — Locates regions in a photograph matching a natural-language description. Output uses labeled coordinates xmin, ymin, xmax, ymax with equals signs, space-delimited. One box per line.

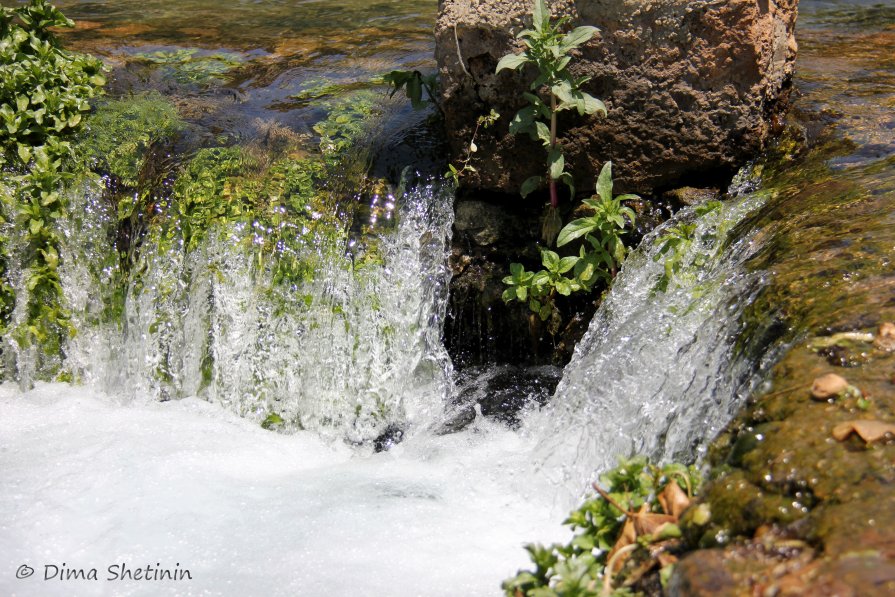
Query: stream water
xmin=1 ymin=0 xmax=893 ymax=595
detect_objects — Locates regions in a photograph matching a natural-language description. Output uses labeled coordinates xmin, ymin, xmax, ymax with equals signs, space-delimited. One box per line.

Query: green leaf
xmin=516 ymin=286 xmax=528 ymax=301
xmin=532 ymin=0 xmax=548 ymax=32
xmin=520 ymin=175 xmax=544 ymax=198
xmin=548 ymin=147 xmax=564 ymax=180
xmin=561 ymin=26 xmax=598 ymax=51
xmin=596 ymin=161 xmax=613 ymax=201
xmin=556 ymin=218 xmax=595 ymax=247
xmin=538 ymin=304 xmax=552 ymax=321
xmin=581 ymin=93 xmax=607 ymax=117
xmin=558 ymin=256 xmax=578 ymax=274
xmin=541 ymin=249 xmax=560 ymax=271
xmin=534 ymin=121 xmax=551 ymax=145
xmin=496 ymin=52 xmax=528 ymax=73
xmin=501 ymin=288 xmax=516 ymax=303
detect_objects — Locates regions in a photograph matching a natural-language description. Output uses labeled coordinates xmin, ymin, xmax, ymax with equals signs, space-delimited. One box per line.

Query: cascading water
xmin=54 ymin=172 xmax=455 ymax=444
xmin=529 ymin=177 xmax=776 ymax=505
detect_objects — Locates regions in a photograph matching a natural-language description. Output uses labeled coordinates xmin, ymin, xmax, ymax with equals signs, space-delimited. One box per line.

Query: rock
xmin=874 ymin=321 xmax=895 ymax=351
xmin=435 ymin=0 xmax=798 ymax=195
xmin=810 ymin=372 xmax=849 ymax=400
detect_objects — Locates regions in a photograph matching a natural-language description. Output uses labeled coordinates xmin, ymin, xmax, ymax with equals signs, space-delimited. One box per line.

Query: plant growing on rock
xmin=0 ymin=0 xmax=105 ymax=374
xmin=496 ymin=0 xmax=605 ymax=241
xmin=503 ymin=162 xmax=637 ymax=327
xmin=503 ymin=457 xmax=702 ymax=597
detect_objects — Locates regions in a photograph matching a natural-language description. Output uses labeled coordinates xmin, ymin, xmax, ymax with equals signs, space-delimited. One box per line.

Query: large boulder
xmin=435 ymin=0 xmax=798 ymax=195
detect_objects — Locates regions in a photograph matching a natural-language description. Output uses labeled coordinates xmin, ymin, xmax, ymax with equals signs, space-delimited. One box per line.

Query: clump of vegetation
xmin=503 ymin=457 xmax=702 ymax=597
xmin=496 ymin=0 xmax=605 ymax=241
xmin=0 ymin=0 xmax=105 ymax=373
xmin=445 ymin=108 xmax=500 ymax=185
xmin=652 ymin=201 xmax=722 ymax=293
xmin=133 ymin=48 xmax=244 ymax=85
xmin=503 ymin=162 xmax=637 ymax=327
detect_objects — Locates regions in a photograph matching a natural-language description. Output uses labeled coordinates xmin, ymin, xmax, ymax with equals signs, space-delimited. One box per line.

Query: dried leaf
xmin=632 ymin=504 xmax=676 ymax=536
xmin=657 ymin=553 xmax=678 ymax=567
xmin=606 ymin=517 xmax=636 ymax=572
xmin=658 ymin=481 xmax=690 ymax=519
xmin=811 ymin=373 xmax=849 ymax=400
xmin=832 ymin=420 xmax=895 ymax=443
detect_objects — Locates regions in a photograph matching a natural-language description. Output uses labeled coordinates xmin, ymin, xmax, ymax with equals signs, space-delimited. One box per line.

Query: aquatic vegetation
xmin=652 ymin=201 xmax=723 ymax=293
xmin=75 ymin=92 xmax=182 ymax=189
xmin=503 ymin=457 xmax=702 ymax=597
xmin=0 ymin=0 xmax=105 ymax=376
xmin=133 ymin=48 xmax=244 ymax=85
xmin=496 ymin=0 xmax=605 ymax=216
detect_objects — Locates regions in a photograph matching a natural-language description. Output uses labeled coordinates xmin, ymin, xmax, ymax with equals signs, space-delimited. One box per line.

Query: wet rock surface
xmin=435 ymin=0 xmax=798 ymax=195
xmin=673 ymin=4 xmax=895 ymax=592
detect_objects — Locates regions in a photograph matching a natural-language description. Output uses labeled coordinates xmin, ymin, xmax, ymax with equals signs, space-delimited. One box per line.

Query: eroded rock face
xmin=435 ymin=0 xmax=798 ymax=195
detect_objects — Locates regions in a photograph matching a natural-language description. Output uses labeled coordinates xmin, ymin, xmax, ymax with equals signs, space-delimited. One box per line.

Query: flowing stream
xmin=1 ymin=0 xmax=893 ymax=595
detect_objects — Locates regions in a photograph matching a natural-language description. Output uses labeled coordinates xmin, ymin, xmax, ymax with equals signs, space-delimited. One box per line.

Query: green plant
xmin=503 ymin=457 xmax=702 ymax=597
xmin=503 ymin=162 xmax=637 ymax=327
xmin=0 ymin=0 xmax=105 ymax=373
xmin=556 ymin=162 xmax=638 ymax=278
xmin=653 ymin=201 xmax=722 ymax=293
xmin=134 ymin=48 xmax=244 ymax=85
xmin=382 ymin=70 xmax=441 ymax=112
xmin=496 ymin=0 xmax=605 ymax=217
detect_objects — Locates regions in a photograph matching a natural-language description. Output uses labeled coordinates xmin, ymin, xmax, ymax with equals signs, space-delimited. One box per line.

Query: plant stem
xmin=549 ymin=93 xmax=558 ymax=208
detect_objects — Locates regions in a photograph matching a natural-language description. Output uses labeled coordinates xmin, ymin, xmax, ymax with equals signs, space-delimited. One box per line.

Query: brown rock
xmin=811 ymin=373 xmax=849 ymax=400
xmin=435 ymin=0 xmax=798 ymax=196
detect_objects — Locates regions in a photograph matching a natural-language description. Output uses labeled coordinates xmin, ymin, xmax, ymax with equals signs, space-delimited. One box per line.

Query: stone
xmin=435 ymin=0 xmax=798 ymax=196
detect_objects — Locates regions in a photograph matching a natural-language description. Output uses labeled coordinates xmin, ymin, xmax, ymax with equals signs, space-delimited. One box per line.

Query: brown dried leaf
xmin=832 ymin=419 xmax=895 ymax=443
xmin=811 ymin=373 xmax=849 ymax=400
xmin=632 ymin=504 xmax=676 ymax=536
xmin=606 ymin=517 xmax=637 ymax=573
xmin=657 ymin=552 xmax=678 ymax=567
xmin=658 ymin=481 xmax=691 ymax=519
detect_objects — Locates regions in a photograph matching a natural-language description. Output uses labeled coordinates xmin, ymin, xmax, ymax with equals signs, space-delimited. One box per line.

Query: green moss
xmin=133 ymin=48 xmax=244 ymax=86
xmin=74 ymin=92 xmax=183 ymax=188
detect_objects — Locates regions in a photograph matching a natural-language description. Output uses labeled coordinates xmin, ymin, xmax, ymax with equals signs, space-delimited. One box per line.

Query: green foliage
xmin=163 ymin=145 xmax=343 ymax=287
xmin=383 ymin=70 xmax=439 ymax=111
xmin=503 ymin=457 xmax=702 ymax=597
xmin=496 ymin=0 xmax=605 ymax=205
xmin=503 ymin=162 xmax=637 ymax=327
xmin=75 ymin=92 xmax=182 ymax=188
xmin=556 ymin=162 xmax=638 ymax=277
xmin=134 ymin=48 xmax=244 ymax=85
xmin=313 ymin=92 xmax=381 ymax=157
xmin=653 ymin=201 xmax=722 ymax=293
xmin=0 ymin=0 xmax=105 ymax=372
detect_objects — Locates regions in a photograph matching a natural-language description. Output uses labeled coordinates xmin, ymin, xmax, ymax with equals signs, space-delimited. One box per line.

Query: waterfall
xmin=528 ymin=178 xmax=776 ymax=504
xmin=46 ymin=172 xmax=456 ymax=444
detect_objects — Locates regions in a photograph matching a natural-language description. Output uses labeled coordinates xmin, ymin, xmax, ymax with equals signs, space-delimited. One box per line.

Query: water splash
xmin=528 ymin=181 xmax=776 ymax=505
xmin=56 ymin=174 xmax=454 ymax=444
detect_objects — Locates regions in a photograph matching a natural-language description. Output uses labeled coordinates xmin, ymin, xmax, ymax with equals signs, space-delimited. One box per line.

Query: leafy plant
xmin=503 ymin=457 xmax=702 ymax=597
xmin=557 ymin=162 xmax=638 ymax=278
xmin=0 ymin=0 xmax=105 ymax=374
xmin=383 ymin=70 xmax=441 ymax=112
xmin=134 ymin=48 xmax=244 ymax=85
xmin=652 ymin=201 xmax=722 ymax=293
xmin=496 ymin=0 xmax=605 ymax=227
xmin=503 ymin=162 xmax=637 ymax=328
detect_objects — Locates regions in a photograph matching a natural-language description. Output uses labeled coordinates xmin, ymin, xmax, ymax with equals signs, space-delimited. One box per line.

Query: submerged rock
xmin=435 ymin=0 xmax=798 ymax=195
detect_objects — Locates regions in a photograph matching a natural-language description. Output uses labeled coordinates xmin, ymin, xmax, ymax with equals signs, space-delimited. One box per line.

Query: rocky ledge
xmin=435 ymin=0 xmax=798 ymax=195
